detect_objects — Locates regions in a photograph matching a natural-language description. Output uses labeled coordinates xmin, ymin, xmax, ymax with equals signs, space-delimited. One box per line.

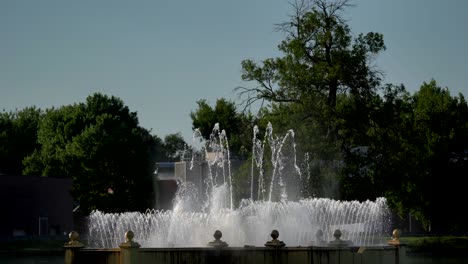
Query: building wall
xmin=157 ymin=180 xmax=178 ymax=211
xmin=0 ymin=174 xmax=73 ymax=237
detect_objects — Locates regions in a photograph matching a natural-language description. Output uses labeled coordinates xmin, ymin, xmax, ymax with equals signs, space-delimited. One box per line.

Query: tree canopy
xmin=190 ymin=98 xmax=255 ymax=159
xmin=0 ymin=0 xmax=466 ymax=234
xmin=22 ymin=93 xmax=159 ymax=213
xmin=236 ymin=0 xmax=386 ymax=199
xmin=0 ymin=107 xmax=42 ymax=175
xmin=238 ymin=0 xmax=385 ymax=120
xmin=233 ymin=0 xmax=468 ymax=233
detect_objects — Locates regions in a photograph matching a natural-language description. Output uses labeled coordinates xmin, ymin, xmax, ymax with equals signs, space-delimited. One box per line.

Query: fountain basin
xmin=65 ymin=229 xmax=405 ymax=264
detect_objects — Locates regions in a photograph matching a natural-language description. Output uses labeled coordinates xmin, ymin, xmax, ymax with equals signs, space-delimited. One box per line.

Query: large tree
xmin=236 ymin=0 xmax=386 ymax=199
xmin=238 ymin=0 xmax=384 ymax=127
xmin=401 ymin=80 xmax=468 ymax=232
xmin=190 ymin=98 xmax=255 ymax=159
xmin=161 ymin=133 xmax=191 ymax=162
xmin=23 ymin=93 xmax=158 ymax=213
xmin=339 ymin=80 xmax=468 ymax=232
xmin=0 ymin=107 xmax=42 ymax=175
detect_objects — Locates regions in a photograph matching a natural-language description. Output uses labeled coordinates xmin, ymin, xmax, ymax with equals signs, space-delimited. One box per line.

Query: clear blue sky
xmin=2 ymin=0 xmax=468 ymax=143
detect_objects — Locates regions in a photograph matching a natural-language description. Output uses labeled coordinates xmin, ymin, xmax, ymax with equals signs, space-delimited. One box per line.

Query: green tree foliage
xmin=339 ymin=80 xmax=468 ymax=232
xmin=190 ymin=98 xmax=241 ymax=140
xmin=161 ymin=133 xmax=191 ymax=162
xmin=238 ymin=0 xmax=385 ymax=121
xmin=22 ymin=93 xmax=158 ymax=213
xmin=237 ymin=0 xmax=386 ymax=199
xmin=338 ymin=84 xmax=414 ymax=201
xmin=0 ymin=107 xmax=42 ymax=175
xmin=404 ymin=80 xmax=468 ymax=232
xmin=235 ymin=0 xmax=468 ymax=234
xmin=190 ymin=98 xmax=258 ymax=207
xmin=190 ymin=98 xmax=255 ymax=159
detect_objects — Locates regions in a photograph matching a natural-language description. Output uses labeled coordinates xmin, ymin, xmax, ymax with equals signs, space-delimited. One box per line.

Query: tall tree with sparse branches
xmin=235 ymin=0 xmax=387 ymax=199
xmin=237 ymin=0 xmax=385 ymax=136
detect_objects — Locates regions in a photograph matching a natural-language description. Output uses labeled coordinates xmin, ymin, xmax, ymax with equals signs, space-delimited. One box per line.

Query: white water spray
xmin=86 ymin=122 xmax=391 ymax=248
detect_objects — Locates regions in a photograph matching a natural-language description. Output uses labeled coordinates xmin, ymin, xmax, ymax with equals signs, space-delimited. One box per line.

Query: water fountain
xmin=85 ymin=123 xmax=391 ymax=248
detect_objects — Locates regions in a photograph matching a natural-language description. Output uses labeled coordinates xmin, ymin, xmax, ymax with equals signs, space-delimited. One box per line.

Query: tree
xmin=237 ymin=0 xmax=385 ymax=128
xmin=340 ymin=80 xmax=468 ymax=233
xmin=236 ymin=0 xmax=386 ymax=199
xmin=0 ymin=107 xmax=42 ymax=175
xmin=403 ymin=80 xmax=468 ymax=232
xmin=161 ymin=133 xmax=191 ymax=162
xmin=190 ymin=98 xmax=255 ymax=159
xmin=23 ymin=93 xmax=158 ymax=213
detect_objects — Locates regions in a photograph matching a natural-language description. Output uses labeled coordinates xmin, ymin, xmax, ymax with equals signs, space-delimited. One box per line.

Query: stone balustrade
xmin=64 ymin=229 xmax=405 ymax=264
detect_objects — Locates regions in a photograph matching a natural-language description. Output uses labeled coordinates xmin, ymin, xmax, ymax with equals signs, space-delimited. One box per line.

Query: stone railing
xmin=64 ymin=229 xmax=405 ymax=264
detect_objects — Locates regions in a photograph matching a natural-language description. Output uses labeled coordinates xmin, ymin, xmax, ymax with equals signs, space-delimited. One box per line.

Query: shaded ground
xmin=401 ymin=236 xmax=468 ymax=256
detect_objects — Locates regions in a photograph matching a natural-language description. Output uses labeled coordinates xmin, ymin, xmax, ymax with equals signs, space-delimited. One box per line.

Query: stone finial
xmin=316 ymin=229 xmax=324 ymax=240
xmin=125 ymin=230 xmax=135 ymax=243
xmin=119 ymin=230 xmax=141 ymax=248
xmin=388 ymin=229 xmax=401 ymax=246
xmin=333 ymin=229 xmax=342 ymax=240
xmin=308 ymin=229 xmax=325 ymax=246
xmin=265 ymin=229 xmax=286 ymax=248
xmin=313 ymin=229 xmax=326 ymax=246
xmin=207 ymin=230 xmax=229 ymax=248
xmin=64 ymin=231 xmax=84 ymax=248
xmin=328 ymin=229 xmax=352 ymax=247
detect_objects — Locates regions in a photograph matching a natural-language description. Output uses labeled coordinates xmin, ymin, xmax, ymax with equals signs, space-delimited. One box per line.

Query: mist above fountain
xmin=86 ymin=123 xmax=391 ymax=248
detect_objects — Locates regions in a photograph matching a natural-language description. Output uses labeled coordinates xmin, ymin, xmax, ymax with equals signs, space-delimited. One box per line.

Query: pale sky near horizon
xmin=2 ymin=0 xmax=468 ymax=143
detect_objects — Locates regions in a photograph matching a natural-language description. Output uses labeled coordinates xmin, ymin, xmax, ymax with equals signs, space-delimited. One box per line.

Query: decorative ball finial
xmin=69 ymin=231 xmax=79 ymax=242
xmin=310 ymin=229 xmax=325 ymax=246
xmin=64 ymin=231 xmax=84 ymax=248
xmin=207 ymin=230 xmax=228 ymax=248
xmin=125 ymin=230 xmax=135 ymax=243
xmin=316 ymin=229 xmax=323 ymax=239
xmin=333 ymin=229 xmax=342 ymax=240
xmin=328 ymin=229 xmax=352 ymax=247
xmin=213 ymin=230 xmax=222 ymax=241
xmin=271 ymin=229 xmax=279 ymax=240
xmin=119 ymin=230 xmax=141 ymax=249
xmin=265 ymin=229 xmax=285 ymax=248
xmin=388 ymin=228 xmax=402 ymax=246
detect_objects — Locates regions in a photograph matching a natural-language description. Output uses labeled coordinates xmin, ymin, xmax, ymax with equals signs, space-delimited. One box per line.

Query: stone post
xmin=387 ymin=228 xmax=401 ymax=246
xmin=119 ymin=230 xmax=141 ymax=264
xmin=388 ymin=229 xmax=406 ymax=264
xmin=265 ymin=229 xmax=286 ymax=248
xmin=328 ymin=229 xmax=352 ymax=247
xmin=207 ymin=230 xmax=229 ymax=248
xmin=64 ymin=231 xmax=84 ymax=264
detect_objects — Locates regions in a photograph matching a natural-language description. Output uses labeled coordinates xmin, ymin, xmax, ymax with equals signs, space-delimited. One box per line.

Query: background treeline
xmin=0 ymin=94 xmax=188 ymax=213
xmin=1 ymin=0 xmax=467 ymax=235
xmin=190 ymin=80 xmax=468 ymax=235
xmin=191 ymin=0 xmax=468 ymax=234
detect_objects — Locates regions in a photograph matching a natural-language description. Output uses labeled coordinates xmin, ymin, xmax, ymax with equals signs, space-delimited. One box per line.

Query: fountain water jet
xmin=86 ymin=123 xmax=391 ymax=248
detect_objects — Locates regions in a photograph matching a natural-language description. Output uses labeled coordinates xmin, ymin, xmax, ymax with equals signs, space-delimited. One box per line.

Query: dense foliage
xmin=20 ymin=93 xmax=158 ymax=213
xmin=1 ymin=0 xmax=467 ymax=234
xmin=0 ymin=107 xmax=42 ymax=175
xmin=0 ymin=93 xmax=189 ymax=214
xmin=190 ymin=98 xmax=255 ymax=159
xmin=234 ymin=0 xmax=468 ymax=233
xmin=236 ymin=0 xmax=386 ymax=199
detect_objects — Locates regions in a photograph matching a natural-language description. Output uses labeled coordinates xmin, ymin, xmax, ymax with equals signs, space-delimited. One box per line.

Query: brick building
xmin=0 ymin=174 xmax=73 ymax=238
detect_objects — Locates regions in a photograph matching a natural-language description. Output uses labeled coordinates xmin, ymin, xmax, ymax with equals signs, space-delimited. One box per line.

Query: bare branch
xmin=275 ymin=0 xmax=310 ymax=35
xmin=234 ymin=85 xmax=266 ymax=113
xmin=313 ymin=0 xmax=354 ymax=23
xmin=235 ymin=81 xmax=300 ymax=114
